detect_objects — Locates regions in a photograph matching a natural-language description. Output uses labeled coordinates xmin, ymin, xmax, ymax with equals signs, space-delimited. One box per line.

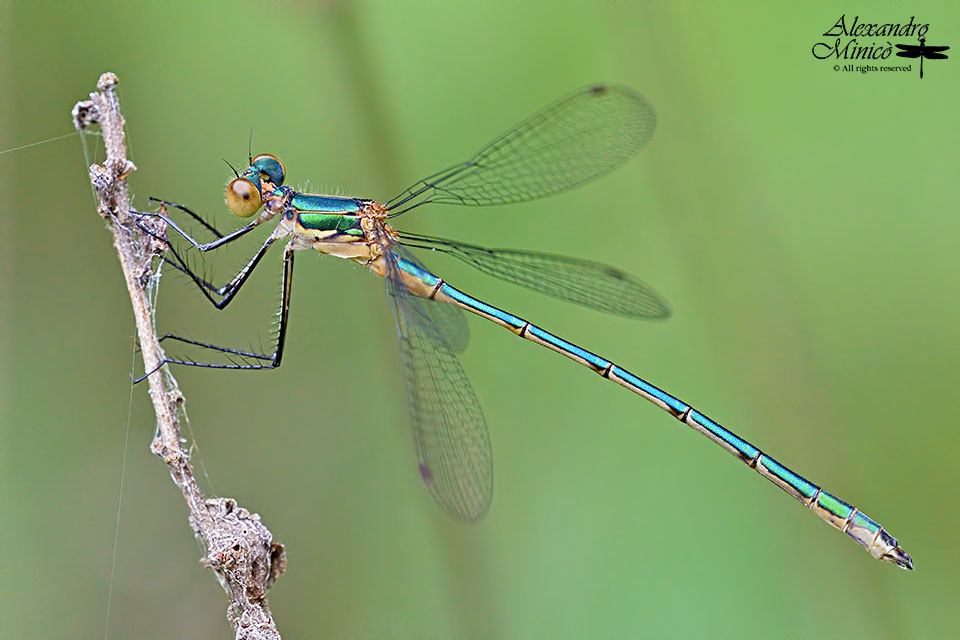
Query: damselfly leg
xmin=133 ymin=242 xmax=294 ymax=382
xmin=132 ymin=196 xmax=294 ymax=381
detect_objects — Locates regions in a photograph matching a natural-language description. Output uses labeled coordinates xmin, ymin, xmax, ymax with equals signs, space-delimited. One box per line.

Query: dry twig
xmin=76 ymin=72 xmax=285 ymax=640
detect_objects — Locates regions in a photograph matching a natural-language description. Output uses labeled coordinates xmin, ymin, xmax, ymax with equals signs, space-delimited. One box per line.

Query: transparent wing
xmin=399 ymin=232 xmax=670 ymax=319
xmin=385 ymin=84 xmax=656 ymax=215
xmin=391 ymin=243 xmax=469 ymax=352
xmin=385 ymin=247 xmax=492 ymax=521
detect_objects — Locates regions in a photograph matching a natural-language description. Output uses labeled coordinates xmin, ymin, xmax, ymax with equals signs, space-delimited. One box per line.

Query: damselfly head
xmin=225 ymin=153 xmax=286 ymax=218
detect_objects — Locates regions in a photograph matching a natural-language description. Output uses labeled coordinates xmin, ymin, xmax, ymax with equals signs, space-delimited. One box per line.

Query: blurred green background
xmin=3 ymin=1 xmax=958 ymax=637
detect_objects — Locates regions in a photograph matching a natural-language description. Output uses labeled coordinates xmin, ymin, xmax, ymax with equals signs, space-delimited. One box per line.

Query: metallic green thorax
xmin=290 ymin=193 xmax=364 ymax=236
xmin=291 ymin=193 xmax=362 ymax=213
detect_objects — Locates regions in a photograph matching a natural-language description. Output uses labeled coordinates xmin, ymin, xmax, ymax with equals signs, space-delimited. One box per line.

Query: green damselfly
xmin=135 ymin=85 xmax=911 ymax=569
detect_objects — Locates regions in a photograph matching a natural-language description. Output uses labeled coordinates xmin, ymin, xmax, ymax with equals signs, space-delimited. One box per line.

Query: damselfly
xmin=135 ymin=85 xmax=911 ymax=568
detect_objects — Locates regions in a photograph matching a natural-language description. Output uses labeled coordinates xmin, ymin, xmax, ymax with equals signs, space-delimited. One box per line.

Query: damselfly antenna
xmin=223 ymin=159 xmax=241 ymax=179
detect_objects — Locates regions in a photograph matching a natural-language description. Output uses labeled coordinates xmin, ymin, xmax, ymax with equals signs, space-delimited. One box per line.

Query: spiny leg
xmin=138 ymin=218 xmax=277 ymax=308
xmin=128 ymin=198 xmax=224 ymax=294
xmin=157 ymin=250 xmax=225 ymax=296
xmin=135 ymin=245 xmax=295 ymax=383
xmin=156 ymin=335 xmax=274 ymax=361
xmin=148 ymin=197 xmax=226 ymax=239
xmin=131 ymin=199 xmax=262 ymax=251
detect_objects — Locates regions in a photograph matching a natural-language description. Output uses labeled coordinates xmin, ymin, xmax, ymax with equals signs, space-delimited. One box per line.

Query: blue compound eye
xmin=250 ymin=153 xmax=285 ymax=187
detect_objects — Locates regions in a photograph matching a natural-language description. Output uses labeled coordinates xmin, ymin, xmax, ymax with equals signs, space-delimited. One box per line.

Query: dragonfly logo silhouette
xmin=895 ymin=37 xmax=949 ymax=78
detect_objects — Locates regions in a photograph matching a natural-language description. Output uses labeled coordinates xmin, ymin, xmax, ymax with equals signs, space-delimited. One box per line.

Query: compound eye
xmin=226 ymin=178 xmax=262 ymax=217
xmin=251 ymin=153 xmax=285 ymax=187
